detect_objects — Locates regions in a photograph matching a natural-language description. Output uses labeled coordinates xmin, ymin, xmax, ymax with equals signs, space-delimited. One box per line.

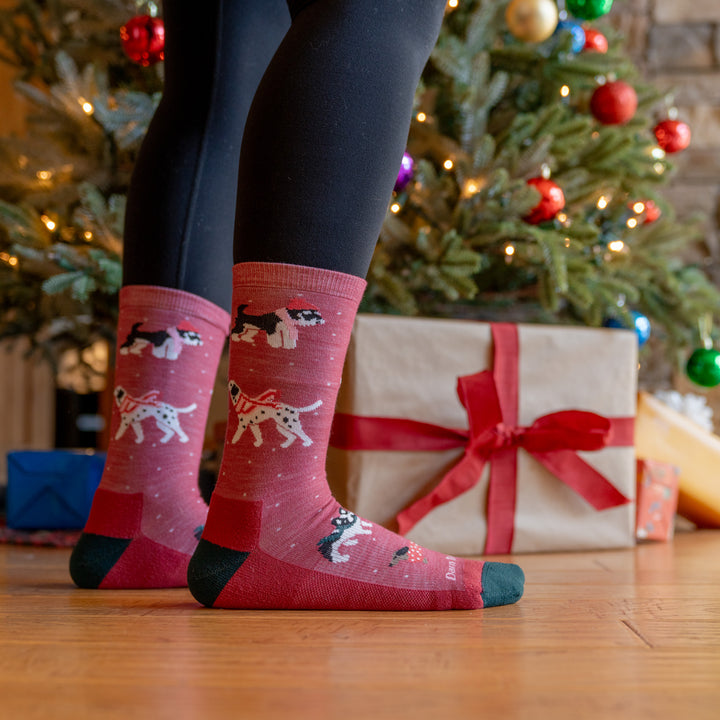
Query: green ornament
xmin=566 ymin=0 xmax=614 ymax=21
xmin=686 ymin=348 xmax=720 ymax=387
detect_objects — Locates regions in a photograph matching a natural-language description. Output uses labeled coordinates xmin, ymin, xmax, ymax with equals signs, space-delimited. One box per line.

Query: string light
xmin=626 ymin=217 xmax=638 ymax=229
xmin=632 ymin=202 xmax=645 ymax=214
xmin=651 ymin=147 xmax=666 ymax=159
xmin=83 ymin=231 xmax=93 ymax=241
xmin=0 ymin=252 xmax=18 ymax=266
xmin=416 ymin=112 xmax=427 ymax=123
xmin=654 ymin=162 xmax=665 ymax=175
xmin=504 ymin=244 xmax=515 ymax=256
xmin=40 ymin=214 xmax=56 ymax=231
xmin=608 ymin=240 xmax=625 ymax=252
xmin=79 ymin=98 xmax=94 ymax=115
xmin=597 ymin=196 xmax=609 ymax=210
xmin=556 ymin=212 xmax=568 ymax=223
xmin=463 ymin=179 xmax=483 ymax=198
xmin=564 ymin=237 xmax=571 ymax=248
xmin=560 ymin=85 xmax=570 ymax=98
xmin=36 ymin=170 xmax=52 ymax=181
xmin=390 ymin=202 xmax=401 ymax=214
xmin=443 ymin=158 xmax=454 ymax=170
xmin=446 ymin=0 xmax=459 ymax=9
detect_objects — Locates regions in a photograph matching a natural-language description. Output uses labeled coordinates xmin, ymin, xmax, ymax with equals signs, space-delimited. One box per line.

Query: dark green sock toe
xmin=69 ymin=533 xmax=132 ymax=589
xmin=187 ymin=538 xmax=250 ymax=608
xmin=480 ymin=561 xmax=525 ymax=608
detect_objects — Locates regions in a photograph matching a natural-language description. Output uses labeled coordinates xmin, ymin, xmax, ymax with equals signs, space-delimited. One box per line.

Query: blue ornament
xmin=604 ymin=311 xmax=651 ymax=346
xmin=555 ymin=20 xmax=586 ymax=53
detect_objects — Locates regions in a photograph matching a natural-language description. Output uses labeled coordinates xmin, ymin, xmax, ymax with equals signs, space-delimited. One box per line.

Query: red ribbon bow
xmin=330 ymin=323 xmax=633 ymax=554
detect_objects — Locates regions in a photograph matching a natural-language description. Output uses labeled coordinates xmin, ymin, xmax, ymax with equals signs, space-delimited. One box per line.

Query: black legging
xmin=123 ymin=0 xmax=447 ymax=309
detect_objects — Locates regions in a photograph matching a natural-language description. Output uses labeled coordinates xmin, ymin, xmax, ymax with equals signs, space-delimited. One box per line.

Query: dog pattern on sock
xmin=389 ymin=542 xmax=428 ymax=567
xmin=230 ymin=298 xmax=324 ymax=349
xmin=114 ymin=386 xmax=197 ymax=444
xmin=317 ymin=508 xmax=374 ymax=563
xmin=228 ymin=381 xmax=322 ymax=448
xmin=119 ymin=321 xmax=203 ymax=360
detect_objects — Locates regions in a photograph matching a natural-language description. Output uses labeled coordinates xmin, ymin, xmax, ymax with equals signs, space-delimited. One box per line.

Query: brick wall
xmin=611 ymin=0 xmax=720 ymax=262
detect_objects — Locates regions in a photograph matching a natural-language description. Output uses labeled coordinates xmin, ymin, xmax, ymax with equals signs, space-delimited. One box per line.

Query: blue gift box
xmin=6 ymin=450 xmax=105 ymax=530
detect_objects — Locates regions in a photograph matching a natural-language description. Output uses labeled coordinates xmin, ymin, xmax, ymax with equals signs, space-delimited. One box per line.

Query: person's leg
xmin=70 ymin=0 xmax=290 ymax=589
xmin=189 ymin=0 xmax=525 ymax=610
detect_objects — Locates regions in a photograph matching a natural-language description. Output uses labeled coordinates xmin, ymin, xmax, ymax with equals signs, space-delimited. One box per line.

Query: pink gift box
xmin=636 ymin=459 xmax=680 ymax=542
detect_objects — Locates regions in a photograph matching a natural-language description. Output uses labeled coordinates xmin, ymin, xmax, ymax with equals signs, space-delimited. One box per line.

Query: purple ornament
xmin=394 ymin=152 xmax=415 ymax=192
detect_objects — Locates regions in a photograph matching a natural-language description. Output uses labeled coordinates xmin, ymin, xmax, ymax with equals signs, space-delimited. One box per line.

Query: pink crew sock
xmin=70 ymin=285 xmax=230 ymax=588
xmin=187 ymin=262 xmax=524 ymax=610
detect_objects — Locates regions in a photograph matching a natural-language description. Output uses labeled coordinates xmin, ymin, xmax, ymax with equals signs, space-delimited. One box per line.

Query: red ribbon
xmin=330 ymin=323 xmax=634 ymax=554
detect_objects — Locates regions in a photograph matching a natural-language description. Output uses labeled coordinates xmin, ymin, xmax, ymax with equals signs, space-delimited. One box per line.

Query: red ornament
xmin=524 ymin=177 xmax=565 ymax=224
xmin=642 ymin=200 xmax=661 ymax=224
xmin=583 ymin=28 xmax=608 ymax=53
xmin=628 ymin=199 xmax=662 ymax=225
xmin=120 ymin=15 xmax=165 ymax=66
xmin=590 ymin=81 xmax=637 ymax=125
xmin=653 ymin=119 xmax=691 ymax=154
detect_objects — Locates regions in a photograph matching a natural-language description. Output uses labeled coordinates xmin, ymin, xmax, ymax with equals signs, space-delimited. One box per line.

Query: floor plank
xmin=1 ymin=531 xmax=719 ymax=719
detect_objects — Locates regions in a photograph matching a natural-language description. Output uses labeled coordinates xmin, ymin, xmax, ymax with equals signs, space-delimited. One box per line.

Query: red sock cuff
xmin=119 ymin=285 xmax=231 ymax=335
xmin=233 ymin=262 xmax=367 ymax=302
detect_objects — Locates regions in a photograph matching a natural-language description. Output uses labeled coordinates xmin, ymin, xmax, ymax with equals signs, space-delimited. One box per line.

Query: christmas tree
xmin=1 ymin=0 xmax=719 ymax=387
xmin=0 ymin=0 xmax=160 ymax=383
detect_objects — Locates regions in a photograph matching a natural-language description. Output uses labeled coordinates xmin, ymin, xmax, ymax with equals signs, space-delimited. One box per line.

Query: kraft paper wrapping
xmin=327 ymin=314 xmax=638 ymax=555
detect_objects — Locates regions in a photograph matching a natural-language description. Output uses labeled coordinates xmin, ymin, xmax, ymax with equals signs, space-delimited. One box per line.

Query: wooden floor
xmin=2 ymin=531 xmax=719 ymax=720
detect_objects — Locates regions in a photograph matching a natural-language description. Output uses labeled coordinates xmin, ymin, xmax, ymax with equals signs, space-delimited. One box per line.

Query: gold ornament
xmin=505 ymin=0 xmax=559 ymax=43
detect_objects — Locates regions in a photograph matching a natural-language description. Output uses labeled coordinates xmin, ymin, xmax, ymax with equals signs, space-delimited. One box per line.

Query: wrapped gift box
xmin=328 ymin=314 xmax=637 ymax=555
xmin=6 ymin=450 xmax=105 ymax=530
xmin=636 ymin=459 xmax=680 ymax=541
xmin=635 ymin=392 xmax=720 ymax=528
